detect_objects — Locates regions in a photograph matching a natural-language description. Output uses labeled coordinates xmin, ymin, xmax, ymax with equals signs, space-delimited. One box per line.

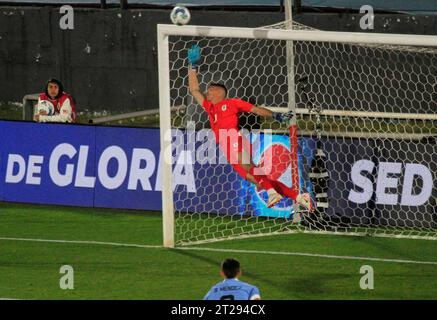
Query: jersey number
xmin=214 ymin=114 xmax=217 ymax=123
xmin=220 ymin=295 xmax=235 ymax=300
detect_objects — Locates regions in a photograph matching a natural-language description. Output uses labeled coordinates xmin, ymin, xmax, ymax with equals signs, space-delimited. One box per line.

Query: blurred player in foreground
xmin=188 ymin=44 xmax=313 ymax=211
xmin=34 ymin=78 xmax=77 ymax=123
xmin=204 ymin=258 xmax=261 ymax=300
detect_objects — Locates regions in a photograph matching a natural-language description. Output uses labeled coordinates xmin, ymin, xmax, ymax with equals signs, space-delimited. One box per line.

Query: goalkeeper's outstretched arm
xmin=251 ymin=106 xmax=294 ymax=123
xmin=188 ymin=68 xmax=205 ymax=106
xmin=251 ymin=106 xmax=273 ymax=118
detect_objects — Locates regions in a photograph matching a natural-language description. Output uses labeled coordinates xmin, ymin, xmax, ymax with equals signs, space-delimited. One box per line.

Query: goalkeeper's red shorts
xmin=217 ymin=132 xmax=252 ymax=179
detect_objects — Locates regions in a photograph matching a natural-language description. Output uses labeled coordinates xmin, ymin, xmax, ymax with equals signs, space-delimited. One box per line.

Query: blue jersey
xmin=203 ymin=278 xmax=261 ymax=300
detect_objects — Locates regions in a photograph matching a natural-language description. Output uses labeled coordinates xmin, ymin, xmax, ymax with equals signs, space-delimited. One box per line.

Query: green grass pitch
xmin=0 ymin=202 xmax=436 ymax=300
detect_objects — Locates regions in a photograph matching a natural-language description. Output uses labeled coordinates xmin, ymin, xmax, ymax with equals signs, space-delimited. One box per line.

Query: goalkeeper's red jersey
xmin=202 ymin=98 xmax=254 ymax=142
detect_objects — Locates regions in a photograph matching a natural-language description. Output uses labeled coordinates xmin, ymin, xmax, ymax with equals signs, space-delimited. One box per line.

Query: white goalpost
xmin=158 ymin=22 xmax=437 ymax=248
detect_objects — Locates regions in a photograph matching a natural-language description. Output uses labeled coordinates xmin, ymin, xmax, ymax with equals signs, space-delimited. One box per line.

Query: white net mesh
xmin=164 ymin=22 xmax=437 ymax=245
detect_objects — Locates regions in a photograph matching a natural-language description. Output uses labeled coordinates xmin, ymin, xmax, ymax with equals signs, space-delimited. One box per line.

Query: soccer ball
xmin=170 ymin=6 xmax=191 ymax=26
xmin=36 ymin=100 xmax=54 ymax=116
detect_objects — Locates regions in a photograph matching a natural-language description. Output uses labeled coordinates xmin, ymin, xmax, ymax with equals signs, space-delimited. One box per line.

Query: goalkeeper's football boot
xmin=296 ymin=193 xmax=315 ymax=213
xmin=267 ymin=192 xmax=283 ymax=208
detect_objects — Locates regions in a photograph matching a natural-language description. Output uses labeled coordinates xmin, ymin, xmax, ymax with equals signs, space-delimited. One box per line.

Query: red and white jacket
xmin=37 ymin=92 xmax=77 ymax=123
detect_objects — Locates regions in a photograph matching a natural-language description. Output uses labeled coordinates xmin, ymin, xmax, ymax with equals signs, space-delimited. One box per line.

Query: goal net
xmin=157 ymin=22 xmax=437 ymax=247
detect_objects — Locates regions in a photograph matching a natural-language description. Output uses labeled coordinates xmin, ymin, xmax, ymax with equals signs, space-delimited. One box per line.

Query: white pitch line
xmin=1 ymin=237 xmax=437 ymax=266
xmin=0 ymin=237 xmax=162 ymax=249
xmin=178 ymin=246 xmax=437 ymax=266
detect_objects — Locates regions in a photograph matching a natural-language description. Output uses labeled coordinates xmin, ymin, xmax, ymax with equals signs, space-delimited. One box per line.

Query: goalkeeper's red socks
xmin=249 ymin=166 xmax=298 ymax=201
xmin=250 ymin=166 xmax=298 ymax=201
xmin=268 ymin=179 xmax=298 ymax=201
xmin=249 ymin=167 xmax=274 ymax=191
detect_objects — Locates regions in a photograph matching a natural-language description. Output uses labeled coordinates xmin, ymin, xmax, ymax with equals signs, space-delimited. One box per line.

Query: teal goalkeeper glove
xmin=272 ymin=111 xmax=294 ymax=123
xmin=188 ymin=44 xmax=201 ymax=70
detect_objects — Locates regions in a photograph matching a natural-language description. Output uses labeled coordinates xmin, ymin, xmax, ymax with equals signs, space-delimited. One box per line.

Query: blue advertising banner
xmin=0 ymin=121 xmax=96 ymax=207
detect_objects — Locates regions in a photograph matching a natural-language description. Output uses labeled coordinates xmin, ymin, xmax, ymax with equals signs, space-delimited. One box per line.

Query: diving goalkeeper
xmin=188 ymin=44 xmax=313 ymax=211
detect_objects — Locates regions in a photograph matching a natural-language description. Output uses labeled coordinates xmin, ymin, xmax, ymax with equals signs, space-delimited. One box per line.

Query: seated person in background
xmin=34 ymin=78 xmax=77 ymax=123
